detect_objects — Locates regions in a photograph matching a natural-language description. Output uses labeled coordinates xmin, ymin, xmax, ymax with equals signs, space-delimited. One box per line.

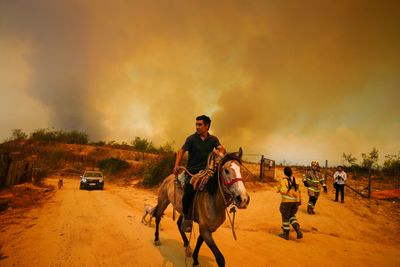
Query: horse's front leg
xmin=177 ymin=215 xmax=190 ymax=248
xmin=201 ymin=230 xmax=225 ymax=267
xmin=154 ymin=206 xmax=162 ymax=246
xmin=192 ymin=235 xmax=204 ymax=267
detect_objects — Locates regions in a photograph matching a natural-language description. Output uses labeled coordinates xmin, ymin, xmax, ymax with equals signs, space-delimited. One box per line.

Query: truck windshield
xmin=84 ymin=172 xmax=103 ymax=178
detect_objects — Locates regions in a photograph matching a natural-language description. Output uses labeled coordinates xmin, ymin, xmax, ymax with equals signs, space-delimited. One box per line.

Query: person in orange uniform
xmin=277 ymin=167 xmax=303 ymax=240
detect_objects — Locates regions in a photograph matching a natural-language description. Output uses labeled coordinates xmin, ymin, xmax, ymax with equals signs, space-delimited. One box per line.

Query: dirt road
xmin=1 ymin=177 xmax=399 ymax=267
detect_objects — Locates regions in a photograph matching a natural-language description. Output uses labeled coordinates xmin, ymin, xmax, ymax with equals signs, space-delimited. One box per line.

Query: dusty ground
xmin=0 ymin=176 xmax=399 ymax=267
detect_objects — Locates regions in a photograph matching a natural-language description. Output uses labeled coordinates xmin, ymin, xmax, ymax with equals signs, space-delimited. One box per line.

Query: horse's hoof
xmin=193 ymin=263 xmax=200 ymax=267
xmin=154 ymin=240 xmax=161 ymax=246
xmin=185 ymin=246 xmax=192 ymax=257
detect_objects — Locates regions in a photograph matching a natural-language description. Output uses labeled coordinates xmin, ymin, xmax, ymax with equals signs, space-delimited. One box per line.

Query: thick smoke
xmin=1 ymin=0 xmax=399 ymax=163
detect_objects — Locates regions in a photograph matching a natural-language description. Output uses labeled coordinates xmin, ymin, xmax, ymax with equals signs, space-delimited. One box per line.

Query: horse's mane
xmin=205 ymin=152 xmax=242 ymax=195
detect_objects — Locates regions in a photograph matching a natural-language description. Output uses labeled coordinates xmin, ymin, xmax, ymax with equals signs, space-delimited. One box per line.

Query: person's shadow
xmin=153 ymin=238 xmax=215 ymax=267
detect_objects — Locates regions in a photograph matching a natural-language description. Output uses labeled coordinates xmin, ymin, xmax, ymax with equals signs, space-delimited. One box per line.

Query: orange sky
xmin=0 ymin=0 xmax=399 ymax=165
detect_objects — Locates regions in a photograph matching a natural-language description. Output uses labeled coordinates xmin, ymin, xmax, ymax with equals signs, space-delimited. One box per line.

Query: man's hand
xmin=323 ymin=186 xmax=328 ymax=194
xmin=213 ymin=148 xmax=225 ymax=158
xmin=303 ymin=180 xmax=309 ymax=187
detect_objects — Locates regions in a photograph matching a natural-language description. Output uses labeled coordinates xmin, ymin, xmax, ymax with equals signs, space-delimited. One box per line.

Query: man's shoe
xmin=181 ymin=219 xmax=193 ymax=233
xmin=307 ymin=206 xmax=313 ymax=214
xmin=278 ymin=230 xmax=289 ymax=240
xmin=292 ymin=223 xmax=303 ymax=239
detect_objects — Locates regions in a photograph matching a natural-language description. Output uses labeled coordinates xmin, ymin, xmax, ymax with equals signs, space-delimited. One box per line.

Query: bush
xmin=142 ymin=153 xmax=175 ymax=187
xmin=157 ymin=142 xmax=175 ymax=154
xmin=29 ymin=128 xmax=88 ymax=144
xmin=62 ymin=130 xmax=89 ymax=144
xmin=131 ymin=137 xmax=156 ymax=152
xmin=90 ymin=140 xmax=106 ymax=146
xmin=30 ymin=128 xmax=57 ymax=142
xmin=98 ymin=157 xmax=130 ymax=174
xmin=45 ymin=150 xmax=67 ymax=169
xmin=361 ymin=148 xmax=379 ymax=169
xmin=382 ymin=152 xmax=400 ymax=176
xmin=9 ymin=129 xmax=28 ymax=141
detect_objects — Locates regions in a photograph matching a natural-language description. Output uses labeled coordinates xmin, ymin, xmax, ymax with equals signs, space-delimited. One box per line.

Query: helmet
xmin=311 ymin=160 xmax=319 ymax=167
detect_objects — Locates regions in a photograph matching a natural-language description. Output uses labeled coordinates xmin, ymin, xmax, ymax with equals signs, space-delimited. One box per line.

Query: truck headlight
xmin=82 ymin=178 xmax=87 ymax=183
xmin=99 ymin=179 xmax=103 ymax=183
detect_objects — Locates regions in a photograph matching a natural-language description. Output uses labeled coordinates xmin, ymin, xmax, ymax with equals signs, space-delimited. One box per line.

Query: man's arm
xmin=299 ymin=187 xmax=302 ymax=205
xmin=216 ymin=145 xmax=226 ymax=156
xmin=302 ymin=173 xmax=309 ymax=187
xmin=173 ymin=148 xmax=186 ymax=174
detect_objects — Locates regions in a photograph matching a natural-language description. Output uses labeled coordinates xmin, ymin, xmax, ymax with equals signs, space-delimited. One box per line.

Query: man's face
xmin=196 ymin=120 xmax=208 ymax=135
xmin=338 ymin=167 xmax=343 ymax=172
xmin=311 ymin=162 xmax=319 ymax=171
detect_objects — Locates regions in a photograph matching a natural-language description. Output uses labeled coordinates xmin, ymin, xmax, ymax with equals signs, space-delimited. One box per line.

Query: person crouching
xmin=277 ymin=167 xmax=303 ymax=240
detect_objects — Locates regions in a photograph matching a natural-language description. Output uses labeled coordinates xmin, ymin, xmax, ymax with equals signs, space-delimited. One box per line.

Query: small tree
xmin=361 ymin=147 xmax=379 ymax=170
xmin=131 ymin=137 xmax=154 ymax=152
xmin=98 ymin=157 xmax=129 ymax=174
xmin=142 ymin=153 xmax=175 ymax=186
xmin=342 ymin=153 xmax=357 ymax=167
xmin=342 ymin=152 xmax=358 ymax=177
xmin=131 ymin=137 xmax=157 ymax=162
xmin=158 ymin=142 xmax=175 ymax=154
xmin=29 ymin=128 xmax=58 ymax=142
xmin=382 ymin=152 xmax=400 ymax=176
xmin=10 ymin=129 xmax=28 ymax=141
xmin=91 ymin=140 xmax=106 ymax=146
xmin=63 ymin=130 xmax=88 ymax=144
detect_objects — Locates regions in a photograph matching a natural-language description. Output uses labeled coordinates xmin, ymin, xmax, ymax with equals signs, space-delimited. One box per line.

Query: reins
xmin=216 ymin=158 xmax=238 ymax=240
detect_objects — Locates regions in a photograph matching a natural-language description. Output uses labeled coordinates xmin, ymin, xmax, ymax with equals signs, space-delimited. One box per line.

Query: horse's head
xmin=219 ymin=148 xmax=250 ymax=209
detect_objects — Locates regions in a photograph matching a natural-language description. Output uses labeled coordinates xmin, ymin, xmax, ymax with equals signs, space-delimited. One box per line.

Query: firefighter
xmin=277 ymin=166 xmax=303 ymax=240
xmin=302 ymin=161 xmax=327 ymax=214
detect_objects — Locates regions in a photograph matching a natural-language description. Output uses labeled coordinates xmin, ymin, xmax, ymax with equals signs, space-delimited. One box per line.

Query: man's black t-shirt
xmin=182 ymin=133 xmax=221 ymax=174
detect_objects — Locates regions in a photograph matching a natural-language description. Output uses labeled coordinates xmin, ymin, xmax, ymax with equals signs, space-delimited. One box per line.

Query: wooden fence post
xmin=324 ymin=160 xmax=328 ymax=182
xmin=259 ymin=155 xmax=264 ymax=181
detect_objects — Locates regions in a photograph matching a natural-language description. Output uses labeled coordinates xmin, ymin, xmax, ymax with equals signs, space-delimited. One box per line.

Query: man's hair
xmin=337 ymin=165 xmax=343 ymax=169
xmin=196 ymin=115 xmax=211 ymax=129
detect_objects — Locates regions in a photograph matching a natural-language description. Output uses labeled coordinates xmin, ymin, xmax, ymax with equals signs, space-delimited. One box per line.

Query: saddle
xmin=175 ymin=169 xmax=214 ymax=191
xmin=190 ymin=169 xmax=214 ymax=191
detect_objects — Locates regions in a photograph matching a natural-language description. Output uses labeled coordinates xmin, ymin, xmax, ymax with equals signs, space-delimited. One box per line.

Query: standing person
xmin=277 ymin=167 xmax=303 ymax=240
xmin=333 ymin=166 xmax=347 ymax=203
xmin=302 ymin=161 xmax=327 ymax=214
xmin=173 ymin=115 xmax=226 ymax=233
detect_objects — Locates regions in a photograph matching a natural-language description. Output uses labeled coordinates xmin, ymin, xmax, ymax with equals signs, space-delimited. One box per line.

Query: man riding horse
xmin=173 ymin=115 xmax=226 ymax=233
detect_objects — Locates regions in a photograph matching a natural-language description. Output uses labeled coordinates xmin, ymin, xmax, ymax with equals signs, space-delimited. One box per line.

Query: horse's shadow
xmin=153 ymin=238 xmax=214 ymax=267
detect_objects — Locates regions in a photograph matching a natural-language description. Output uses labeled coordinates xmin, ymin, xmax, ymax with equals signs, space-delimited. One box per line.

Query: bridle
xmin=219 ymin=161 xmax=244 ymax=188
xmin=215 ymin=155 xmax=244 ymax=241
xmin=215 ymin=157 xmax=245 ymax=208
